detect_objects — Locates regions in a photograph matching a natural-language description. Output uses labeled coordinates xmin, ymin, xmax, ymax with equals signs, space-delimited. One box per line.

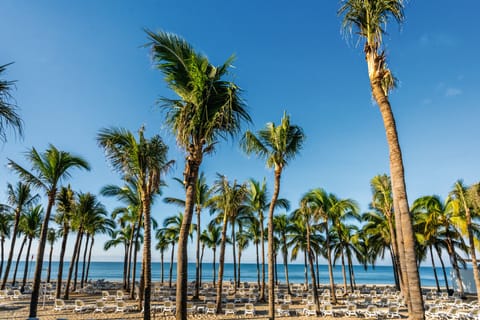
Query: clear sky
xmin=0 ymin=0 xmax=478 ymax=265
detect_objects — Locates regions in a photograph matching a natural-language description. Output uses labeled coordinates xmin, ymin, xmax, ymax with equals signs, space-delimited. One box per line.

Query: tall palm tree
xmin=0 ymin=209 xmax=12 ymax=278
xmin=200 ymin=223 xmax=222 ymax=286
xmin=20 ymin=205 xmax=43 ymax=292
xmin=450 ymin=180 xmax=480 ymax=301
xmin=209 ymin=174 xmax=248 ymax=312
xmin=236 ymin=229 xmax=250 ymax=284
xmin=1 ymin=182 xmax=39 ymax=290
xmin=8 ymin=145 xmax=90 ymax=318
xmin=54 ymin=185 xmax=76 ymax=298
xmin=46 ymin=228 xmax=57 ymax=283
xmin=338 ymin=2 xmax=424 ymax=317
xmin=0 ymin=63 xmax=23 ymax=142
xmin=147 ymin=30 xmax=250 ymax=320
xmin=155 ymin=229 xmax=169 ymax=284
xmin=287 ymin=216 xmax=310 ymax=287
xmin=241 ymin=112 xmax=305 ymax=319
xmin=98 ymin=126 xmax=172 ymax=318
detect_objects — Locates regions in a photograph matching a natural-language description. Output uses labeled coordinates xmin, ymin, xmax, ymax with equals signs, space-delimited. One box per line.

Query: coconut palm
xmin=98 ymin=126 xmax=172 ymax=317
xmin=46 ymin=228 xmax=57 ymax=283
xmin=0 ymin=63 xmax=23 ymax=142
xmin=273 ymin=213 xmax=292 ymax=294
xmin=20 ymin=205 xmax=43 ymax=292
xmin=338 ymin=1 xmax=423 ymax=316
xmin=1 ymin=182 xmax=39 ymax=290
xmin=0 ymin=209 xmax=12 ymax=278
xmin=54 ymin=185 xmax=76 ymax=298
xmin=331 ymin=222 xmax=361 ymax=292
xmin=450 ymin=180 xmax=480 ymax=301
xmin=241 ymin=112 xmax=304 ymax=319
xmin=155 ymin=229 xmax=169 ymax=284
xmin=200 ymin=223 xmax=222 ymax=287
xmin=147 ymin=30 xmax=250 ymax=320
xmin=287 ymin=216 xmax=310 ymax=287
xmin=236 ymin=229 xmax=250 ymax=284
xmin=7 ymin=145 xmax=90 ymax=318
xmin=208 ymin=174 xmax=248 ymax=312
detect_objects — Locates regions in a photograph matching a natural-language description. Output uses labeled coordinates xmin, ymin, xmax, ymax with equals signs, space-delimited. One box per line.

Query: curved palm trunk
xmin=260 ymin=212 xmax=266 ymax=301
xmin=370 ymin=66 xmax=424 ymax=318
xmin=47 ymin=240 xmax=54 ymax=283
xmin=29 ymin=191 xmax=56 ymax=318
xmin=266 ymin=168 xmax=281 ymax=320
xmin=429 ymin=245 xmax=441 ymax=292
xmin=306 ymin=222 xmax=320 ymax=313
xmin=85 ymin=237 xmax=94 ymax=283
xmin=390 ymin=247 xmax=400 ymax=290
xmin=347 ymin=253 xmax=355 ymax=291
xmin=394 ymin=199 xmax=409 ymax=301
xmin=304 ymin=250 xmax=308 ymax=287
xmin=463 ymin=203 xmax=480 ymax=302
xmin=436 ymin=247 xmax=450 ymax=292
xmin=212 ymin=247 xmax=217 ymax=287
xmin=12 ymin=236 xmax=27 ymax=286
xmin=64 ymin=228 xmax=82 ymax=299
xmin=161 ymin=250 xmax=165 ymax=285
xmin=21 ymin=236 xmax=33 ymax=292
xmin=199 ymin=243 xmax=205 ymax=287
xmin=446 ymin=231 xmax=463 ymax=296
xmin=325 ymin=224 xmax=337 ymax=304
xmin=316 ymin=253 xmax=320 ymax=288
xmin=126 ymin=225 xmax=135 ymax=291
xmin=231 ymin=222 xmax=237 ymax=289
xmin=141 ymin=194 xmax=153 ymax=320
xmin=215 ymin=213 xmax=228 ymax=313
xmin=275 ymin=252 xmax=278 ymax=285
xmin=282 ymin=237 xmax=291 ymax=295
xmin=80 ymin=234 xmax=90 ymax=288
xmin=73 ymin=231 xmax=84 ymax=291
xmin=0 ymin=236 xmax=5 ymax=279
xmin=122 ymin=243 xmax=128 ymax=289
xmin=1 ymin=208 xmax=21 ymax=290
xmin=341 ymin=252 xmax=348 ymax=293
xmin=56 ymin=224 xmax=69 ymax=298
xmin=169 ymin=243 xmax=175 ymax=288
xmin=194 ymin=206 xmax=201 ymax=299
xmin=238 ymin=248 xmax=242 ymax=285
xmin=387 ymin=216 xmax=401 ymax=291
xmin=131 ymin=224 xmax=140 ymax=299
xmin=176 ymin=152 xmax=201 ymax=320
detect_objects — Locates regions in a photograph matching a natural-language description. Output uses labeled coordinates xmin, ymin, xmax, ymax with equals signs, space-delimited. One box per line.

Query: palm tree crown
xmin=0 ymin=63 xmax=23 ymax=142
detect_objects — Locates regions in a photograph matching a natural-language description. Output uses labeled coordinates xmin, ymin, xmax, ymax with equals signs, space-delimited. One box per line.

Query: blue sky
xmin=0 ymin=1 xmax=478 ymax=264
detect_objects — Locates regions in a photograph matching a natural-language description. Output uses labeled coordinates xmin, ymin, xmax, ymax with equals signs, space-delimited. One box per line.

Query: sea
xmin=8 ymin=261 xmax=451 ymax=288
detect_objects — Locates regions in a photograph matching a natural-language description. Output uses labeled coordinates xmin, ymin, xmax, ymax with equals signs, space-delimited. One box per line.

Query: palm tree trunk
xmin=238 ymin=249 xmax=242 ymax=285
xmin=161 ymin=251 xmax=165 ymax=285
xmin=1 ymin=208 xmax=21 ymax=290
xmin=73 ymin=231 xmax=84 ymax=291
xmin=176 ymin=153 xmax=200 ymax=320
xmin=429 ymin=245 xmax=441 ymax=292
xmin=275 ymin=252 xmax=278 ymax=285
xmin=304 ymin=250 xmax=308 ymax=287
xmin=56 ymin=224 xmax=69 ymax=298
xmin=387 ymin=216 xmax=401 ymax=291
xmin=315 ymin=252 xmax=320 ymax=288
xmin=260 ymin=212 xmax=266 ymax=302
xmin=347 ymin=253 xmax=355 ymax=291
xmin=390 ymin=247 xmax=400 ymax=290
xmin=306 ymin=222 xmax=320 ymax=313
xmin=215 ymin=213 xmax=228 ymax=313
xmin=21 ymin=237 xmax=33 ymax=292
xmin=282 ymin=238 xmax=291 ymax=294
xmin=141 ymin=194 xmax=153 ymax=320
xmin=126 ymin=224 xmax=135 ymax=291
xmin=0 ymin=236 xmax=4 ymax=279
xmin=29 ymin=191 xmax=56 ymax=318
xmin=325 ymin=224 xmax=337 ymax=304
xmin=394 ymin=198 xmax=410 ymax=302
xmin=169 ymin=243 xmax=175 ymax=288
xmin=13 ymin=236 xmax=27 ymax=286
xmin=131 ymin=222 xmax=140 ymax=299
xmin=199 ymin=244 xmax=205 ymax=287
xmin=138 ymin=257 xmax=145 ymax=310
xmin=122 ymin=243 xmax=128 ymax=289
xmin=86 ymin=237 xmax=94 ymax=283
xmin=266 ymin=168 xmax=281 ymax=320
xmin=341 ymin=252 xmax=347 ymax=293
xmin=64 ymin=228 xmax=82 ymax=299
xmin=80 ymin=233 xmax=89 ymax=288
xmin=446 ymin=233 xmax=463 ymax=295
xmin=371 ymin=75 xmax=424 ymax=319
xmin=231 ymin=222 xmax=237 ymax=289
xmin=255 ymin=242 xmax=260 ymax=289
xmin=47 ymin=240 xmax=54 ymax=283
xmin=194 ymin=206 xmax=201 ymax=299
xmin=212 ymin=247 xmax=216 ymax=287
xmin=436 ymin=247 xmax=449 ymax=292
xmin=463 ymin=203 xmax=480 ymax=302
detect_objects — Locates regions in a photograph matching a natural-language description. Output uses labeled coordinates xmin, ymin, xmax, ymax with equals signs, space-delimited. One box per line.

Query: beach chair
xmin=385 ymin=305 xmax=401 ymax=318
xmin=248 ymin=293 xmax=257 ymax=303
xmin=283 ymin=294 xmax=292 ymax=304
xmin=12 ymin=289 xmax=26 ymax=299
xmin=54 ymin=299 xmax=66 ymax=311
xmin=94 ymin=299 xmax=106 ymax=313
xmin=224 ymin=302 xmax=236 ymax=316
xmin=205 ymin=302 xmax=216 ymax=315
xmin=0 ymin=289 xmax=8 ymax=300
xmin=345 ymin=303 xmax=358 ymax=317
xmin=303 ymin=304 xmax=316 ymax=316
xmin=116 ymin=290 xmax=125 ymax=300
xmin=163 ymin=300 xmax=175 ymax=315
xmin=321 ymin=303 xmax=334 ymax=317
xmin=365 ymin=305 xmax=380 ymax=319
xmin=425 ymin=306 xmax=442 ymax=320
xmin=115 ymin=300 xmax=126 ymax=313
xmin=277 ymin=303 xmax=291 ymax=316
xmin=74 ymin=299 xmax=91 ymax=313
xmin=244 ymin=303 xmax=255 ymax=316
xmin=186 ymin=302 xmax=196 ymax=315
xmin=102 ymin=290 xmax=114 ymax=301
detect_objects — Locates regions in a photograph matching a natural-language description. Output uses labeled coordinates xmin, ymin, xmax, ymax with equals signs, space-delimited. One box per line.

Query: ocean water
xmin=6 ymin=261 xmax=452 ymax=288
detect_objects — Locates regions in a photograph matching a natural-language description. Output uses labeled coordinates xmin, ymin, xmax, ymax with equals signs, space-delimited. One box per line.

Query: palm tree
xmin=98 ymin=126 xmax=172 ymax=318
xmin=155 ymin=229 xmax=169 ymax=284
xmin=20 ymin=205 xmax=43 ymax=292
xmin=338 ymin=1 xmax=424 ymax=317
xmin=164 ymin=173 xmax=212 ymax=298
xmin=162 ymin=212 xmax=189 ymax=288
xmin=46 ymin=228 xmax=57 ymax=283
xmin=0 ymin=209 xmax=12 ymax=278
xmin=241 ymin=112 xmax=305 ymax=319
xmin=236 ymin=229 xmax=250 ymax=284
xmin=273 ymin=213 xmax=292 ymax=294
xmin=450 ymin=180 xmax=480 ymax=301
xmin=8 ymin=145 xmax=90 ymax=318
xmin=287 ymin=216 xmax=310 ymax=287
xmin=54 ymin=185 xmax=76 ymax=298
xmin=1 ymin=182 xmax=39 ymax=290
xmin=200 ymin=223 xmax=222 ymax=287
xmin=209 ymin=174 xmax=248 ymax=312
xmin=147 ymin=30 xmax=250 ymax=320
xmin=0 ymin=63 xmax=23 ymax=142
